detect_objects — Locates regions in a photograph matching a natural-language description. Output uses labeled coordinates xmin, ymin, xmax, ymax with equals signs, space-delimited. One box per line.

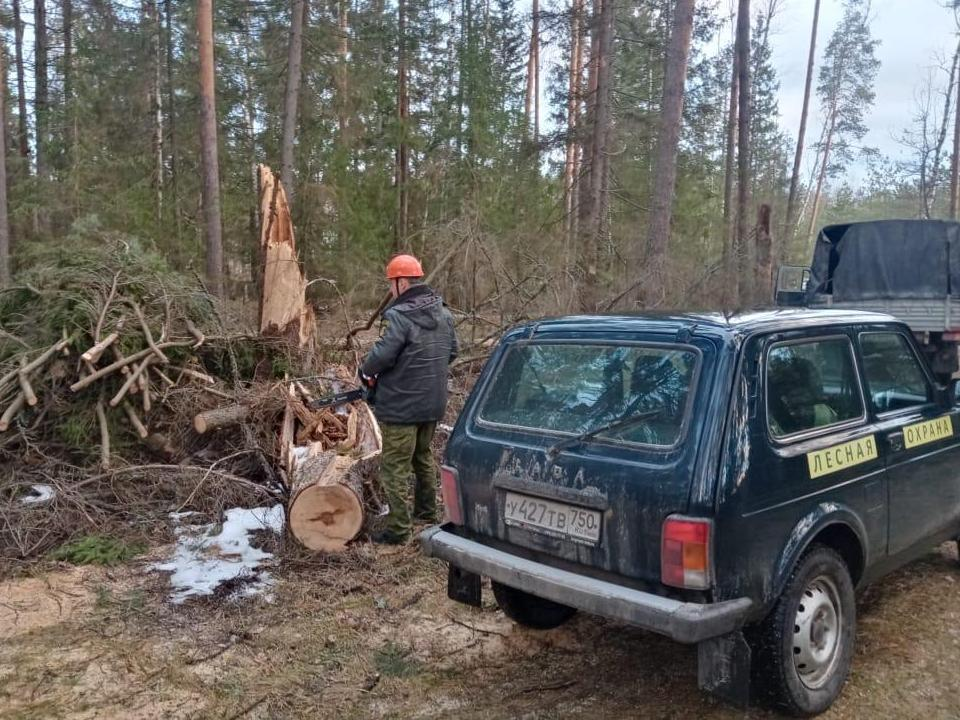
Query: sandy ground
xmin=2 ymin=538 xmax=960 ymax=720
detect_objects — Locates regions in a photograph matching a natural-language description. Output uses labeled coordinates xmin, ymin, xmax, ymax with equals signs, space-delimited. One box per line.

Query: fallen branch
xmin=184 ymin=318 xmax=205 ymax=349
xmin=94 ymin=271 xmax=121 ymax=342
xmin=17 ymin=358 xmax=37 ymax=407
xmin=174 ymin=367 xmax=216 ymax=385
xmin=0 ymin=337 xmax=72 ymax=393
xmin=70 ymin=342 xmax=190 ymax=392
xmin=81 ymin=330 xmax=120 ymax=364
xmin=96 ymin=399 xmax=110 ymax=470
xmin=76 ymin=465 xmax=282 ymax=498
xmin=129 ymin=300 xmax=169 ymax=364
xmin=122 ymin=401 xmax=149 ymax=439
xmin=0 ymin=392 xmax=26 ymax=431
xmin=110 ymin=356 xmax=153 ymax=408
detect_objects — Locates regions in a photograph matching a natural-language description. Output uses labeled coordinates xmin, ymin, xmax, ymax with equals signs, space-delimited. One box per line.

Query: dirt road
xmin=2 ymin=540 xmax=960 ymax=719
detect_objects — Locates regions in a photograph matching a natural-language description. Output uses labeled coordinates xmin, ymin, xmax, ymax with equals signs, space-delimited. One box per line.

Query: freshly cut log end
xmin=288 ymin=451 xmax=365 ymax=552
xmin=289 ymin=481 xmax=364 ymax=552
xmin=193 ymin=403 xmax=250 ymax=434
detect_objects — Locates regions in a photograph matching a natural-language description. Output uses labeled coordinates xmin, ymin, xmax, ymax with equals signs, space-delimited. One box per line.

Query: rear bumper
xmin=420 ymin=526 xmax=753 ymax=644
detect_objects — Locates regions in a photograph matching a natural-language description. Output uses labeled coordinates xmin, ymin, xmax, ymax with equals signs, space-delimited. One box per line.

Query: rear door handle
xmin=888 ymin=431 xmax=904 ymax=452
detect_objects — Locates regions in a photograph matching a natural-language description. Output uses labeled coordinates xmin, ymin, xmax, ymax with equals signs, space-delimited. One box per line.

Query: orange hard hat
xmin=385 ymin=254 xmax=424 ymax=279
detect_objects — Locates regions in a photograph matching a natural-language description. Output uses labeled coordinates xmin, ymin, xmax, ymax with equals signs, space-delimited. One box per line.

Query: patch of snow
xmin=150 ymin=505 xmax=285 ymax=604
xmin=20 ymin=484 xmax=56 ymax=505
xmin=437 ymin=423 xmax=454 ymax=434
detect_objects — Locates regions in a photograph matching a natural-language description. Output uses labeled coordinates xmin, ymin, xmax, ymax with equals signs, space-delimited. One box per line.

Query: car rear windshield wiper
xmin=545 ymin=409 xmax=663 ymax=460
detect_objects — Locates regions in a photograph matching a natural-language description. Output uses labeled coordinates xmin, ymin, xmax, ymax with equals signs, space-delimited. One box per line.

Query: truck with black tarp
xmin=777 ymin=219 xmax=960 ymax=382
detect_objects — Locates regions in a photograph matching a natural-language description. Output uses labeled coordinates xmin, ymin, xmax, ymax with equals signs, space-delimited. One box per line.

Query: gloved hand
xmin=358 ymin=367 xmax=377 ymax=390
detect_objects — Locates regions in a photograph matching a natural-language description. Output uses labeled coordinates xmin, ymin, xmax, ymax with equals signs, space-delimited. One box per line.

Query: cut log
xmin=288 ymin=447 xmax=375 ymax=552
xmin=193 ymin=404 xmax=251 ymax=434
xmin=287 ymin=400 xmax=382 ymax=552
xmin=257 ymin=164 xmax=315 ymax=348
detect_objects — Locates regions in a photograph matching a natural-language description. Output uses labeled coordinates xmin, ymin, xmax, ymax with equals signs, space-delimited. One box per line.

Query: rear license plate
xmin=503 ymin=491 xmax=601 ymax=545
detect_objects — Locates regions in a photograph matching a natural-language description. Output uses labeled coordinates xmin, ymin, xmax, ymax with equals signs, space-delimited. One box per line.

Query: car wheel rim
xmin=792 ymin=574 xmax=843 ymax=690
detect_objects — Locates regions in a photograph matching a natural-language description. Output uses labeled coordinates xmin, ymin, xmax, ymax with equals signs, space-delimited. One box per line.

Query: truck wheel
xmin=752 ymin=546 xmax=856 ymax=716
xmin=491 ymin=581 xmax=576 ymax=629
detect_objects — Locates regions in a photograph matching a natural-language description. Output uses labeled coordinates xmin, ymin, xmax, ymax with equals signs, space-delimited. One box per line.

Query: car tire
xmin=751 ymin=545 xmax=856 ymax=717
xmin=491 ymin=581 xmax=576 ymax=629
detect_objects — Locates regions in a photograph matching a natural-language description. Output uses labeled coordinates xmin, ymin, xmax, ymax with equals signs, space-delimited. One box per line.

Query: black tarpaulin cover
xmin=807 ymin=219 xmax=960 ymax=301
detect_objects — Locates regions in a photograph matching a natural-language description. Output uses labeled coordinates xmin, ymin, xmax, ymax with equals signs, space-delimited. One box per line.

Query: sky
xmin=769 ymin=0 xmax=957 ymax=184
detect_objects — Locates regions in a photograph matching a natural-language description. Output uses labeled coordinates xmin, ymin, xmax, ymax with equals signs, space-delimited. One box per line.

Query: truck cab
xmin=421 ymin=309 xmax=960 ymax=715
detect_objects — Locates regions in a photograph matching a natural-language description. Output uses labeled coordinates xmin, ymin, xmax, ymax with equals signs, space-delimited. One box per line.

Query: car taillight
xmin=661 ymin=515 xmax=712 ymax=590
xmin=440 ymin=465 xmax=464 ymax=525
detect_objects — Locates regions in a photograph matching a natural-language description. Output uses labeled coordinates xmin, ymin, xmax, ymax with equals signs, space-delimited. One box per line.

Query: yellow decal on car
xmin=904 ymin=415 xmax=954 ymax=449
xmin=807 ymin=435 xmax=877 ymax=479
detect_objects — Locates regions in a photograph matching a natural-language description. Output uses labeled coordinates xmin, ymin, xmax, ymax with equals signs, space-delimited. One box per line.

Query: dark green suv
xmin=421 ymin=309 xmax=960 ymax=715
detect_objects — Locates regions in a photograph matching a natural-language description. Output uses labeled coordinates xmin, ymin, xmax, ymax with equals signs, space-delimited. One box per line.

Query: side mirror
xmin=775 ymin=266 xmax=811 ymax=307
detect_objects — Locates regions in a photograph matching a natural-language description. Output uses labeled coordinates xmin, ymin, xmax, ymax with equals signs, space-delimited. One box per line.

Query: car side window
xmin=767 ymin=337 xmax=864 ymax=438
xmin=859 ymin=332 xmax=932 ymax=414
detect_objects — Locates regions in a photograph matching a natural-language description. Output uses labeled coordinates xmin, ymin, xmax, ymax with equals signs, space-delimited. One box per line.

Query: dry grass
xmin=3 ymin=540 xmax=960 ymax=719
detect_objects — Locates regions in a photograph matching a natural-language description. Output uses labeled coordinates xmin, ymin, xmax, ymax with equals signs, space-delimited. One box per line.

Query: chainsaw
xmin=307 ymin=373 xmax=376 ymax=411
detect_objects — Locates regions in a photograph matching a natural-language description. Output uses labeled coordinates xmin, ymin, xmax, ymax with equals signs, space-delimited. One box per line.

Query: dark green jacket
xmin=361 ymin=284 xmax=458 ymax=424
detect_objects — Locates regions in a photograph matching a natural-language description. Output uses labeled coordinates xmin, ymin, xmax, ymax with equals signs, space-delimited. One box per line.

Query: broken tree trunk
xmin=257 ymin=164 xmax=315 ymax=348
xmin=287 ymin=402 xmax=382 ymax=552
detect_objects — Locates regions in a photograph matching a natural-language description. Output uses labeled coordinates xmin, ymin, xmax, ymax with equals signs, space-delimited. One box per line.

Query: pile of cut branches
xmin=0 ymin=228 xmax=359 ymax=568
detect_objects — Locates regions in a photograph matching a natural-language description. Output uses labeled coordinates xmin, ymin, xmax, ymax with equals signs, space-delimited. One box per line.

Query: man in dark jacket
xmin=361 ymin=254 xmax=458 ymax=544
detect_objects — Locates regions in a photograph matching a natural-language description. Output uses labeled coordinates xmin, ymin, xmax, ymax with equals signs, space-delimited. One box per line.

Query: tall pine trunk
xmin=638 ymin=0 xmax=696 ymax=307
xmin=784 ymin=0 xmax=820 ymax=239
xmin=148 ymin=0 xmax=163 ymax=223
xmin=0 ymin=49 xmax=9 ymax=285
xmin=951 ymin=39 xmax=960 ymax=220
xmin=197 ymin=0 xmax=224 ymax=297
xmin=63 ymin=0 xmax=72 ymax=103
xmin=734 ymin=0 xmax=751 ymax=306
xmin=524 ymin=0 xmax=540 ymax=142
xmin=12 ymin=0 xmax=27 ymax=163
xmin=807 ymin=110 xmax=836 ymax=245
xmin=563 ymin=0 xmax=583 ymax=245
xmin=577 ymin=0 xmax=614 ymax=312
xmin=395 ymin=0 xmax=409 ymax=249
xmin=337 ymin=0 xmax=348 ymax=140
xmin=34 ymin=0 xmax=47 ymax=181
xmin=721 ymin=48 xmax=738 ymax=287
xmin=164 ymin=0 xmax=181 ymax=239
xmin=280 ymin=0 xmax=306 ymax=205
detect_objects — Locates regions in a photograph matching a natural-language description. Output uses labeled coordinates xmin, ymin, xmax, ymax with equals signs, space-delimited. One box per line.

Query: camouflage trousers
xmin=378 ymin=422 xmax=439 ymax=540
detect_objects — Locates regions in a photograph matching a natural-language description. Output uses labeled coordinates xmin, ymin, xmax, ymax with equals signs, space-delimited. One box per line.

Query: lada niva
xmin=421 ymin=310 xmax=960 ymax=715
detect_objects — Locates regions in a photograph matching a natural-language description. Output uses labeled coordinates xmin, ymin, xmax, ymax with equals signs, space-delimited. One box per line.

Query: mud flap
xmin=697 ymin=630 xmax=752 ymax=709
xmin=447 ymin=564 xmax=482 ymax=607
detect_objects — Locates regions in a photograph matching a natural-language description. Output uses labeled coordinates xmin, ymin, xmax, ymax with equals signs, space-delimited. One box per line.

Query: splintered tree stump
xmin=287 ymin=403 xmax=382 ymax=552
xmin=257 ymin=164 xmax=315 ymax=348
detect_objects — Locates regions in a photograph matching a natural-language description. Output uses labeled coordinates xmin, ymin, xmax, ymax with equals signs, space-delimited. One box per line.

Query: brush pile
xmin=0 ymin=222 xmax=375 ymax=569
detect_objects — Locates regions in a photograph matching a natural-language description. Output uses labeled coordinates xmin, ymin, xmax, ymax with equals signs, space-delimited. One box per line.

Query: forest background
xmin=0 ymin=0 xmax=957 ymax=326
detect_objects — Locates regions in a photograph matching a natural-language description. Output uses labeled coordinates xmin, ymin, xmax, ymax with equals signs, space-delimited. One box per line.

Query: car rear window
xmin=477 ymin=343 xmax=699 ymax=447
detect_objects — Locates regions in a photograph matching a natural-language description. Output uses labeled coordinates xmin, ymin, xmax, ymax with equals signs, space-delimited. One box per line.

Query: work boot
xmin=369 ymin=529 xmax=409 ymax=545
